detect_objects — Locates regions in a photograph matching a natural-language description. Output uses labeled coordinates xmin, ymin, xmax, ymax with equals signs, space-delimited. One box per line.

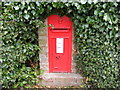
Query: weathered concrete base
xmin=38 ymin=73 xmax=83 ymax=87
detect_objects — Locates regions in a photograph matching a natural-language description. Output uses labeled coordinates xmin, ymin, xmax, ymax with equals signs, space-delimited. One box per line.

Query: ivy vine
xmin=1 ymin=2 xmax=120 ymax=88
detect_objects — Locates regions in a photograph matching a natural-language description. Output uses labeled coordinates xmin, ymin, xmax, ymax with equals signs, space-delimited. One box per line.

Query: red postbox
xmin=48 ymin=15 xmax=72 ymax=73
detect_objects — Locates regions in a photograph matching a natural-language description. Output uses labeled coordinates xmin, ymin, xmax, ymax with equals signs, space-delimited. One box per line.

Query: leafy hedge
xmin=1 ymin=2 xmax=120 ymax=88
xmin=73 ymin=3 xmax=120 ymax=88
xmin=1 ymin=2 xmax=43 ymax=88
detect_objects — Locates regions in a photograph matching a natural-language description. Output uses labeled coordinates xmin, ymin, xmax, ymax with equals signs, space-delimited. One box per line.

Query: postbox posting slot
xmin=50 ymin=27 xmax=70 ymax=30
xmin=52 ymin=28 xmax=69 ymax=30
xmin=50 ymin=27 xmax=70 ymax=32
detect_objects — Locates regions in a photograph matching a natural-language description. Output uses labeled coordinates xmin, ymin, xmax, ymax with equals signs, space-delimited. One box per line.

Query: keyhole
xmin=56 ymin=56 xmax=60 ymax=59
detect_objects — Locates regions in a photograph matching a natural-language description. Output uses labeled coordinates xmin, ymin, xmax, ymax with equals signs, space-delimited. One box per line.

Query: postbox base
xmin=38 ymin=73 xmax=84 ymax=87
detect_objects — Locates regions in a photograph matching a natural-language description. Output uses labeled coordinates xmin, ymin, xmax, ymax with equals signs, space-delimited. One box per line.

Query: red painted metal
xmin=48 ymin=15 xmax=72 ymax=73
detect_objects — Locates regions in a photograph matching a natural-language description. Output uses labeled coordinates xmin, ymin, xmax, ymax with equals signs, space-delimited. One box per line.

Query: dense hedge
xmin=73 ymin=3 xmax=120 ymax=88
xmin=1 ymin=2 xmax=43 ymax=88
xmin=1 ymin=2 xmax=120 ymax=88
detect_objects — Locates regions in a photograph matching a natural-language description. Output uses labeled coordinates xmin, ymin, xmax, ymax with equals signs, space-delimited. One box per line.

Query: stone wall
xmin=38 ymin=19 xmax=49 ymax=73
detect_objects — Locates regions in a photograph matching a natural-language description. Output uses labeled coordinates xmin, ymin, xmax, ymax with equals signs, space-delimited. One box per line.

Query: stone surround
xmin=38 ymin=18 xmax=83 ymax=87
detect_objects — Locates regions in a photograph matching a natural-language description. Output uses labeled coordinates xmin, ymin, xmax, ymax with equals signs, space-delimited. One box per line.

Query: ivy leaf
xmin=31 ymin=10 xmax=35 ymax=15
xmin=24 ymin=14 xmax=30 ymax=19
xmin=103 ymin=13 xmax=110 ymax=21
xmin=114 ymin=2 xmax=118 ymax=7
xmin=23 ymin=49 xmax=27 ymax=53
xmin=115 ymin=33 xmax=120 ymax=37
xmin=103 ymin=4 xmax=107 ymax=9
xmin=27 ymin=6 xmax=31 ymax=10
xmin=88 ymin=0 xmax=92 ymax=4
xmin=94 ymin=10 xmax=98 ymax=15
xmin=74 ymin=3 xmax=79 ymax=8
xmin=115 ymin=26 xmax=118 ymax=31
xmin=52 ymin=2 xmax=57 ymax=8
xmin=93 ymin=0 xmax=98 ymax=4
xmin=13 ymin=83 xmax=19 ymax=88
xmin=94 ymin=9 xmax=100 ymax=16
xmin=39 ymin=8 xmax=44 ymax=14
xmin=4 ymin=2 xmax=11 ymax=6
xmin=14 ymin=6 xmax=19 ymax=10
xmin=81 ymin=0 xmax=87 ymax=4
xmin=24 ymin=10 xmax=27 ymax=13
xmin=36 ymin=1 xmax=40 ymax=6
xmin=4 ymin=31 xmax=8 ymax=35
xmin=21 ymin=2 xmax=25 ymax=6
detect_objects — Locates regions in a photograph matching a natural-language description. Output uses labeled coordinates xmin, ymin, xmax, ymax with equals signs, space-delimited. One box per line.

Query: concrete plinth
xmin=38 ymin=73 xmax=83 ymax=87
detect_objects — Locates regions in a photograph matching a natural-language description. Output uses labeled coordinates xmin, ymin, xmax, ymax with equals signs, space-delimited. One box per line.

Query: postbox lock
xmin=56 ymin=56 xmax=60 ymax=59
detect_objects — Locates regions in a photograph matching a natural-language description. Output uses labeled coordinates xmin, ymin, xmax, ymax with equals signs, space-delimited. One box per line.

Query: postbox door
xmin=49 ymin=37 xmax=71 ymax=72
xmin=48 ymin=15 xmax=72 ymax=73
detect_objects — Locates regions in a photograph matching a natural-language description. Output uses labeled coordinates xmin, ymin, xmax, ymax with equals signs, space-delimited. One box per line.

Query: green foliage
xmin=73 ymin=3 xmax=120 ymax=88
xmin=1 ymin=2 xmax=120 ymax=88
xmin=1 ymin=2 xmax=43 ymax=88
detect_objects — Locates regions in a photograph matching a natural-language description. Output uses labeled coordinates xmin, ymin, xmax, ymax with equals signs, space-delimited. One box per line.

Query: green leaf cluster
xmin=1 ymin=2 xmax=43 ymax=88
xmin=73 ymin=3 xmax=120 ymax=88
